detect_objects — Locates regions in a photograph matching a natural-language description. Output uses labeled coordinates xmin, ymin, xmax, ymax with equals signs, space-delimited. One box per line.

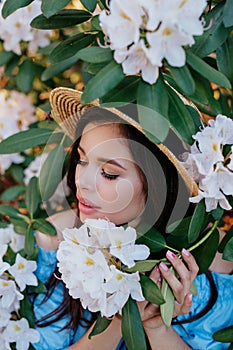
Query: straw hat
xmin=50 ymin=87 xmax=199 ymax=196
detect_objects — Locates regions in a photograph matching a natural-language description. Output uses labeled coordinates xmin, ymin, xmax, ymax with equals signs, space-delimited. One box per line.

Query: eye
xmin=101 ymin=169 xmax=119 ymax=180
xmin=77 ymin=159 xmax=88 ymax=166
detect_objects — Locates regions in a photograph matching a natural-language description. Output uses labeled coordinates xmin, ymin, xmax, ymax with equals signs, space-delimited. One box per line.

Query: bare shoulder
xmin=209 ymin=229 xmax=233 ymax=274
xmin=36 ymin=209 xmax=78 ymax=251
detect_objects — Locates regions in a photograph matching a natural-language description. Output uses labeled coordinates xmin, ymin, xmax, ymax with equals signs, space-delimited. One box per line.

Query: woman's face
xmin=75 ymin=122 xmax=146 ymax=226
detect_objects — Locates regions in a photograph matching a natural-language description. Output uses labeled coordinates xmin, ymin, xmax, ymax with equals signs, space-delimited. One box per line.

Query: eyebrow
xmin=78 ymin=145 xmax=127 ymax=170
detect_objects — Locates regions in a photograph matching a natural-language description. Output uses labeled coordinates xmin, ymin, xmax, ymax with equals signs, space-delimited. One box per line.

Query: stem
xmin=164 ymin=245 xmax=180 ymax=253
xmin=188 ymin=220 xmax=219 ymax=252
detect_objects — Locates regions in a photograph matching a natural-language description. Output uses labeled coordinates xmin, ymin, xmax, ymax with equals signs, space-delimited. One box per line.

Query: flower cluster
xmin=57 ymin=219 xmax=150 ymax=318
xmin=99 ymin=0 xmax=207 ymax=84
xmin=0 ymin=225 xmax=40 ymax=349
xmin=0 ymin=0 xmax=52 ymax=55
xmin=183 ymin=114 xmax=233 ymax=212
xmin=0 ymin=89 xmax=36 ymax=175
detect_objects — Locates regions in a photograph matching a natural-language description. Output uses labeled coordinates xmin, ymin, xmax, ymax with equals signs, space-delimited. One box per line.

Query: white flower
xmin=23 ymin=153 xmax=48 ymax=184
xmin=3 ymin=318 xmax=40 ymax=350
xmin=0 ymin=307 xmax=11 ymax=327
xmin=8 ymin=254 xmax=37 ymax=291
xmin=0 ymin=244 xmax=10 ymax=275
xmin=0 ymin=278 xmax=24 ymax=309
xmin=0 ymin=226 xmax=11 ymax=245
xmin=208 ymin=114 xmax=233 ymax=145
xmin=99 ymin=0 xmax=143 ymax=49
xmin=0 ymin=224 xmax=25 ymax=253
xmin=109 ymin=226 xmax=150 ymax=268
xmin=0 ymin=333 xmax=11 ymax=350
xmin=114 ymin=40 xmax=160 ymax=84
xmin=228 ymin=146 xmax=233 ymax=171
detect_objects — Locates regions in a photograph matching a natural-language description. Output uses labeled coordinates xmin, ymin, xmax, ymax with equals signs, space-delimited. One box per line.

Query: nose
xmin=75 ymin=163 xmax=96 ymax=191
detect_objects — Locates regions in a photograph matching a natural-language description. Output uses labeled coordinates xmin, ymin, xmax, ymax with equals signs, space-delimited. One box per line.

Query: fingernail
xmin=166 ymin=250 xmax=176 ymax=260
xmin=182 ymin=248 xmax=190 ymax=257
xmin=187 ymin=294 xmax=192 ymax=303
xmin=160 ymin=262 xmax=168 ymax=271
xmin=156 ymin=266 xmax=161 ymax=273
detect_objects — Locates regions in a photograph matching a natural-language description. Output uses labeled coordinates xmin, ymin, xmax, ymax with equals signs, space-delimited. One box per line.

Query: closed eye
xmin=101 ymin=169 xmax=119 ymax=180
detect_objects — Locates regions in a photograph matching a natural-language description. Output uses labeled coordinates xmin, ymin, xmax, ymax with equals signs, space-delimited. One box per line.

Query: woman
xmin=33 ymin=87 xmax=233 ymax=349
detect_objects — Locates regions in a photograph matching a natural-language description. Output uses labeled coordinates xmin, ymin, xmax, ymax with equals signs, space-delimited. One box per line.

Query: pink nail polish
xmin=160 ymin=262 xmax=168 ymax=271
xmin=182 ymin=248 xmax=190 ymax=257
xmin=187 ymin=294 xmax=192 ymax=303
xmin=167 ymin=250 xmax=176 ymax=260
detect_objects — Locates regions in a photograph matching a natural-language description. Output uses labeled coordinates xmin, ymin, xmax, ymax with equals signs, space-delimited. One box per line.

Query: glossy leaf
xmin=25 ymin=226 xmax=35 ymax=257
xmin=223 ymin=0 xmax=233 ymax=27
xmin=0 ymin=204 xmax=25 ymax=220
xmin=168 ymin=64 xmax=195 ymax=96
xmin=32 ymin=218 xmax=57 ymax=235
xmin=192 ymin=229 xmax=219 ymax=274
xmin=1 ymin=0 xmax=33 ymax=18
xmin=188 ymin=200 xmax=206 ymax=243
xmin=31 ymin=10 xmax=92 ymax=29
xmin=16 ymin=59 xmax=36 ymax=93
xmin=137 ymin=78 xmax=170 ymax=143
xmin=186 ymin=51 xmax=231 ymax=89
xmin=29 ymin=280 xmax=47 ymax=294
xmin=39 ymin=144 xmax=66 ymax=201
xmin=161 ymin=274 xmax=175 ymax=327
xmin=49 ymin=33 xmax=95 ymax=64
xmin=81 ymin=61 xmax=125 ymax=103
xmin=0 ymin=51 xmax=14 ymax=65
xmin=136 ymin=227 xmax=166 ymax=253
xmin=25 ymin=177 xmax=40 ymax=219
xmin=216 ymin=37 xmax=233 ymax=81
xmin=77 ymin=46 xmax=113 ymax=63
xmin=0 ymin=128 xmax=60 ymax=154
xmin=213 ymin=325 xmax=233 ymax=342
xmin=222 ymin=237 xmax=233 ymax=262
xmin=20 ymin=291 xmax=35 ymax=328
xmin=41 ymin=56 xmax=79 ymax=81
xmin=80 ymin=0 xmax=97 ymax=12
xmin=166 ymin=85 xmax=196 ymax=144
xmin=1 ymin=185 xmax=25 ymax=201
xmin=167 ymin=216 xmax=192 ymax=236
xmin=10 ymin=218 xmax=28 ymax=235
xmin=101 ymin=76 xmax=140 ymax=105
xmin=124 ymin=260 xmax=158 ymax=273
xmin=140 ymin=274 xmax=165 ymax=305
xmin=122 ymin=298 xmax=147 ymax=350
xmin=41 ymin=0 xmax=71 ymax=18
xmin=89 ymin=315 xmax=111 ymax=339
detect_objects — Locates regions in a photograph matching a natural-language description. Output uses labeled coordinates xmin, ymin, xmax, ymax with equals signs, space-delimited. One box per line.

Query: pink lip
xmin=77 ymin=195 xmax=100 ymax=215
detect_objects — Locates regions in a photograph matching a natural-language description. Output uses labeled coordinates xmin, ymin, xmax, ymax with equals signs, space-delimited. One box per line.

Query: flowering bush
xmin=0 ymin=0 xmax=233 ymax=348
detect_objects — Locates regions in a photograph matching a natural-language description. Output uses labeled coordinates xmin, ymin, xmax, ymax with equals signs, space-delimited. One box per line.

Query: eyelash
xmin=77 ymin=159 xmax=119 ymax=181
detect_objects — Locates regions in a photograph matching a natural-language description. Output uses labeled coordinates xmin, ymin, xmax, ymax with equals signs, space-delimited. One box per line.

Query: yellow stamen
xmin=116 ymin=274 xmax=124 ymax=281
xmin=162 ymin=27 xmax=173 ymax=36
xmin=120 ymin=11 xmax=131 ymax=21
xmin=212 ymin=143 xmax=218 ymax=152
xmin=179 ymin=0 xmax=187 ymax=8
xmin=115 ymin=240 xmax=122 ymax=249
xmin=18 ymin=262 xmax=25 ymax=270
xmin=14 ymin=325 xmax=21 ymax=332
xmin=2 ymin=281 xmax=9 ymax=287
xmin=85 ymin=258 xmax=95 ymax=266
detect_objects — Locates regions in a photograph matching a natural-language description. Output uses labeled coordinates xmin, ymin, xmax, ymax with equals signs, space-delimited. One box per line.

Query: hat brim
xmin=50 ymin=87 xmax=198 ymax=196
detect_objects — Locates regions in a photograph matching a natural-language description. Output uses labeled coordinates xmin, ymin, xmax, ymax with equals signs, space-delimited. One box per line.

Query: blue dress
xmin=32 ymin=246 xmax=233 ymax=349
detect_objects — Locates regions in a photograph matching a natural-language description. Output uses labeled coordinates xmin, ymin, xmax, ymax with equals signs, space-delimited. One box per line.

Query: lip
xmin=77 ymin=195 xmax=100 ymax=215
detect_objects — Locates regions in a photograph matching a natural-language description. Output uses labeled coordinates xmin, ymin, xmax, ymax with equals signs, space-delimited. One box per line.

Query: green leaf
xmin=89 ymin=315 xmax=111 ymax=339
xmin=192 ymin=3 xmax=231 ymax=58
xmin=31 ymin=9 xmax=92 ymax=29
xmin=81 ymin=60 xmax=125 ymax=103
xmin=11 ymin=218 xmax=28 ymax=235
xmin=160 ymin=275 xmax=175 ymax=327
xmin=16 ymin=59 xmax=36 ymax=93
xmin=192 ymin=229 xmax=219 ymax=274
xmin=186 ymin=51 xmax=231 ymax=89
xmin=49 ymin=33 xmax=95 ymax=64
xmin=213 ymin=325 xmax=233 ymax=343
xmin=10 ymin=164 xmax=25 ymax=183
xmin=25 ymin=177 xmax=40 ymax=219
xmin=0 ymin=128 xmax=61 ymax=154
xmin=166 ymin=85 xmax=196 ymax=144
xmin=25 ymin=226 xmax=35 ymax=256
xmin=29 ymin=279 xmax=47 ymax=294
xmin=80 ymin=0 xmax=97 ymax=12
xmin=223 ymin=0 xmax=233 ymax=27
xmin=41 ymin=56 xmax=79 ymax=81
xmin=0 ymin=51 xmax=14 ymax=65
xmin=39 ymin=144 xmax=66 ymax=201
xmin=137 ymin=78 xmax=170 ymax=143
xmin=41 ymin=0 xmax=71 ymax=18
xmin=167 ymin=216 xmax=192 ymax=236
xmin=188 ymin=200 xmax=206 ymax=243
xmin=77 ymin=46 xmax=113 ymax=63
xmin=101 ymin=76 xmax=140 ymax=105
xmin=216 ymin=37 xmax=233 ymax=81
xmin=140 ymin=274 xmax=165 ymax=305
xmin=20 ymin=291 xmax=35 ymax=327
xmin=223 ymin=237 xmax=233 ymax=262
xmin=32 ymin=218 xmax=57 ymax=235
xmin=122 ymin=298 xmax=147 ymax=350
xmin=168 ymin=64 xmax=195 ymax=96
xmin=124 ymin=259 xmax=158 ymax=273
xmin=1 ymin=0 xmax=33 ymax=18
xmin=136 ymin=227 xmax=166 ymax=253
xmin=1 ymin=185 xmax=25 ymax=201
xmin=190 ymin=281 xmax=198 ymax=296
xmin=0 ymin=205 xmax=25 ymax=220
xmin=211 ymin=207 xmax=224 ymax=220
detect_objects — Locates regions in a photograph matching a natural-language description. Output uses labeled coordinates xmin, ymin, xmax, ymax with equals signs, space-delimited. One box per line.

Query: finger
xmin=149 ymin=266 xmax=162 ymax=286
xmin=174 ymin=293 xmax=192 ymax=317
xmin=181 ymin=248 xmax=199 ymax=280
